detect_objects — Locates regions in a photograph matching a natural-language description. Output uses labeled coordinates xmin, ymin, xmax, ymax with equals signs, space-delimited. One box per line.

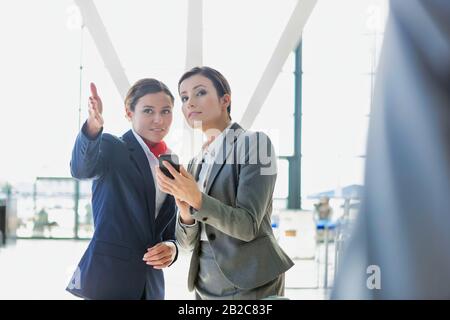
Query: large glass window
xmin=0 ymin=0 xmax=388 ymax=237
xmin=1 ymin=0 xmax=300 ymax=237
xmin=15 ymin=178 xmax=93 ymax=239
xmin=301 ymin=0 xmax=388 ymax=212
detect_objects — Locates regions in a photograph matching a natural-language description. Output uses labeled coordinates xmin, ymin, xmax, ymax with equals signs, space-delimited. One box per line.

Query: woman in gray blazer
xmin=156 ymin=66 xmax=294 ymax=300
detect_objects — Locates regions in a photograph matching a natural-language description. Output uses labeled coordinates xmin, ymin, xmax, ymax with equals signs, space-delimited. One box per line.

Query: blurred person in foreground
xmin=332 ymin=0 xmax=450 ymax=299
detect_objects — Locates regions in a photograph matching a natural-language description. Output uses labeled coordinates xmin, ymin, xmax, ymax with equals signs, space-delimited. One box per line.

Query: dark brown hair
xmin=178 ymin=66 xmax=231 ymax=119
xmin=125 ymin=78 xmax=174 ymax=111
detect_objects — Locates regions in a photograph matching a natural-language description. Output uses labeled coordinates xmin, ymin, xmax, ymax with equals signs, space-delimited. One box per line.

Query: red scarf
xmin=144 ymin=140 xmax=168 ymax=158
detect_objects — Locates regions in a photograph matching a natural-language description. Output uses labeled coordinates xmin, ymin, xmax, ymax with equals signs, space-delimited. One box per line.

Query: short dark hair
xmin=178 ymin=66 xmax=231 ymax=119
xmin=125 ymin=78 xmax=174 ymax=111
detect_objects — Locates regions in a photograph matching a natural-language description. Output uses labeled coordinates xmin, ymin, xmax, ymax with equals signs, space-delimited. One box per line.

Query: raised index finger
xmin=90 ymin=82 xmax=99 ymax=98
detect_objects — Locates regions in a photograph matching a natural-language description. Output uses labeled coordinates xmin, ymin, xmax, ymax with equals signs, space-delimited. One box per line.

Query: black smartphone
xmin=158 ymin=154 xmax=180 ymax=179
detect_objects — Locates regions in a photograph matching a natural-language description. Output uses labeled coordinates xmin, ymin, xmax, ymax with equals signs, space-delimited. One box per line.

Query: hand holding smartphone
xmin=158 ymin=154 xmax=180 ymax=179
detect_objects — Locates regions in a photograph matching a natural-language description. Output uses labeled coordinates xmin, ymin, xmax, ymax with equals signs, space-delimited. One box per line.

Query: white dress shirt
xmin=181 ymin=122 xmax=234 ymax=240
xmin=132 ymin=129 xmax=167 ymax=218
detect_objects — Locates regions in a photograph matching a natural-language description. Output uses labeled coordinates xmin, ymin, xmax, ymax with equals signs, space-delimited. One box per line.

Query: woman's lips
xmin=188 ymin=112 xmax=202 ymax=118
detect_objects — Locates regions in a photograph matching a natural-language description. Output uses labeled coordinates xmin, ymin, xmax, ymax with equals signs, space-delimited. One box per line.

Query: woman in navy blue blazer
xmin=66 ymin=79 xmax=178 ymax=300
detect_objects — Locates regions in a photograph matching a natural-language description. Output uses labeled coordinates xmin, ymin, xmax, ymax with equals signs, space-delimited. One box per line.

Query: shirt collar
xmin=131 ymin=129 xmax=171 ymax=160
xmin=202 ymin=122 xmax=234 ymax=159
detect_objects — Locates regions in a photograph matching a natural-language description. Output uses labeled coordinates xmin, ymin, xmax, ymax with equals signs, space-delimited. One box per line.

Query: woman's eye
xmin=143 ymin=109 xmax=152 ymax=114
xmin=181 ymin=96 xmax=188 ymax=103
xmin=162 ymin=109 xmax=171 ymax=115
xmin=196 ymin=90 xmax=206 ymax=96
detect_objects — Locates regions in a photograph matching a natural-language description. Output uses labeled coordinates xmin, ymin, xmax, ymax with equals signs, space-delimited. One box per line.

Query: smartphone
xmin=158 ymin=154 xmax=180 ymax=179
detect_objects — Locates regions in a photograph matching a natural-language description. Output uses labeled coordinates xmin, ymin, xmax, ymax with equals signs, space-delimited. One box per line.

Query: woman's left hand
xmin=142 ymin=241 xmax=176 ymax=269
xmin=156 ymin=162 xmax=203 ymax=210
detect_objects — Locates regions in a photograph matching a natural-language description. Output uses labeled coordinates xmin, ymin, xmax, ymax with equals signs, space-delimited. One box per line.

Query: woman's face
xmin=126 ymin=92 xmax=173 ymax=144
xmin=179 ymin=74 xmax=230 ymax=130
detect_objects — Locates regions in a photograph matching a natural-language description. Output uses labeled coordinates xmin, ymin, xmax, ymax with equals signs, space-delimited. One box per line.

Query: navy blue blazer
xmin=66 ymin=122 xmax=177 ymax=300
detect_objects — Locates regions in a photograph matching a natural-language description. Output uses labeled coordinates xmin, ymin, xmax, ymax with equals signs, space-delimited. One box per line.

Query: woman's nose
xmin=153 ymin=114 xmax=163 ymax=123
xmin=186 ymin=97 xmax=196 ymax=109
xmin=188 ymin=102 xmax=196 ymax=110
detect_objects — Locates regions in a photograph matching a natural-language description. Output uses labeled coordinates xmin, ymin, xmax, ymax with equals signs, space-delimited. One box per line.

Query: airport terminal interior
xmin=2 ymin=0 xmax=448 ymax=300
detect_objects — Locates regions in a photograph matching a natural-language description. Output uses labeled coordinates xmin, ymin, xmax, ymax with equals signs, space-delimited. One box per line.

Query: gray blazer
xmin=176 ymin=122 xmax=294 ymax=291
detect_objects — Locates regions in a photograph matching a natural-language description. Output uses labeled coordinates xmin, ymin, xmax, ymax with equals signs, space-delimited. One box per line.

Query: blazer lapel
xmin=189 ymin=155 xmax=203 ymax=181
xmin=204 ymin=123 xmax=244 ymax=194
xmin=122 ymin=130 xmax=156 ymax=238
xmin=155 ymin=195 xmax=175 ymax=230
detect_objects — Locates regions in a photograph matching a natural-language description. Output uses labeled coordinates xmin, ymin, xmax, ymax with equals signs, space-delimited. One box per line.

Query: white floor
xmin=0 ymin=211 xmax=335 ymax=300
xmin=0 ymin=238 xmax=334 ymax=300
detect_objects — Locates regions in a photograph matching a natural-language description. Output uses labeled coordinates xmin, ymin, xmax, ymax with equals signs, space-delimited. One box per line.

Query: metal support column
xmin=74 ymin=180 xmax=80 ymax=239
xmin=287 ymin=42 xmax=303 ymax=209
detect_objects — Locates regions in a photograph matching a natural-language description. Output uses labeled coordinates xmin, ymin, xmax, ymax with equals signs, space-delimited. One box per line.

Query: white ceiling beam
xmin=185 ymin=0 xmax=203 ymax=70
xmin=240 ymin=0 xmax=317 ymax=129
xmin=75 ymin=0 xmax=130 ymax=100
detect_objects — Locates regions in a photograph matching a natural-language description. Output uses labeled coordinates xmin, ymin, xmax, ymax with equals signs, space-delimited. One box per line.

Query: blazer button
xmin=202 ymin=217 xmax=208 ymax=222
xmin=208 ymin=233 xmax=216 ymax=241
